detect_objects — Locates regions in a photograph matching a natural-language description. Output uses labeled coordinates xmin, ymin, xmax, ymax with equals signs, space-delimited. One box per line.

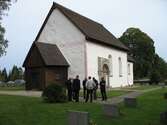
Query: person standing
xmin=73 ymin=75 xmax=80 ymax=102
xmin=66 ymin=78 xmax=73 ymax=101
xmin=82 ymin=78 xmax=87 ymax=99
xmin=100 ymin=77 xmax=107 ymax=101
xmin=85 ymin=76 xmax=96 ymax=103
xmin=93 ymin=77 xmax=98 ymax=100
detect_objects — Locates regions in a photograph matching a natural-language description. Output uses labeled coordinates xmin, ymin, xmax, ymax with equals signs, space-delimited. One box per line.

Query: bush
xmin=150 ymin=70 xmax=161 ymax=84
xmin=42 ymin=84 xmax=67 ymax=103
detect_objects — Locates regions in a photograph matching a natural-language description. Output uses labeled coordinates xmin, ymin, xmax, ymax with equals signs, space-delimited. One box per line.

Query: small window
xmin=128 ymin=64 xmax=130 ymax=75
xmin=119 ymin=57 xmax=123 ymax=77
xmin=108 ymin=54 xmax=113 ymax=76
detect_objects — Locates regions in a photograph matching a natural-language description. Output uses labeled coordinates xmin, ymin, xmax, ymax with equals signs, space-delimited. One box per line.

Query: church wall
xmin=127 ymin=62 xmax=134 ymax=85
xmin=37 ymin=9 xmax=86 ymax=81
xmin=86 ymin=41 xmax=130 ymax=87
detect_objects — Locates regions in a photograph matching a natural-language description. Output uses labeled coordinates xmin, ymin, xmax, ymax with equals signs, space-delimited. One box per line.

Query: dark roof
xmin=127 ymin=55 xmax=135 ymax=63
xmin=23 ymin=42 xmax=69 ymax=67
xmin=35 ymin=2 xmax=129 ymax=52
xmin=36 ymin=42 xmax=69 ymax=66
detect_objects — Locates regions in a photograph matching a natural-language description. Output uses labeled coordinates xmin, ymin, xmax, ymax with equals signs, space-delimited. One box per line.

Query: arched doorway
xmin=102 ymin=64 xmax=110 ymax=87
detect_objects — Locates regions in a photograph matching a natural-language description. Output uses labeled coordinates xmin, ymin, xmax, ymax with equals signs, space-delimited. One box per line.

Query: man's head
xmin=76 ymin=75 xmax=79 ymax=79
xmin=88 ymin=76 xmax=91 ymax=79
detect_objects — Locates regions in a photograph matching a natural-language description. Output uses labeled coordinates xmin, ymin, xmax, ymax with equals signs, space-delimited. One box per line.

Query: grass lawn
xmin=0 ymin=88 xmax=167 ymax=125
xmin=80 ymin=90 xmax=130 ymax=98
xmin=0 ymin=86 xmax=25 ymax=91
xmin=122 ymin=85 xmax=160 ymax=90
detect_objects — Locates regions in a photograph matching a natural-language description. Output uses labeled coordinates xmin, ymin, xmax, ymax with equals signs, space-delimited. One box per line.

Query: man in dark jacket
xmin=82 ymin=78 xmax=87 ymax=99
xmin=66 ymin=78 xmax=73 ymax=101
xmin=100 ymin=77 xmax=107 ymax=101
xmin=93 ymin=77 xmax=98 ymax=100
xmin=73 ymin=75 xmax=80 ymax=102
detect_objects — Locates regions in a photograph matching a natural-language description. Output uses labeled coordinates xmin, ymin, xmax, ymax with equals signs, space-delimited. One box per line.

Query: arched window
xmin=128 ymin=64 xmax=130 ymax=75
xmin=108 ymin=54 xmax=113 ymax=76
xmin=119 ymin=57 xmax=122 ymax=77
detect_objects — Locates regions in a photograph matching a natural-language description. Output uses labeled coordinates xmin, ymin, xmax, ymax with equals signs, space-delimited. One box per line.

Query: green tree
xmin=8 ymin=65 xmax=23 ymax=81
xmin=0 ymin=0 xmax=16 ymax=57
xmin=153 ymin=54 xmax=167 ymax=81
xmin=119 ymin=28 xmax=155 ymax=79
xmin=1 ymin=68 xmax=8 ymax=82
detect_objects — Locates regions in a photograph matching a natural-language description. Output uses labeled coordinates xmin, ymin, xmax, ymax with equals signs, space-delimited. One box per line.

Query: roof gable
xmin=35 ymin=2 xmax=129 ymax=52
xmin=23 ymin=42 xmax=69 ymax=67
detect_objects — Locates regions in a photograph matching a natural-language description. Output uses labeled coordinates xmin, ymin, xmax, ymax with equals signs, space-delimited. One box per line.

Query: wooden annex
xmin=23 ymin=42 xmax=69 ymax=90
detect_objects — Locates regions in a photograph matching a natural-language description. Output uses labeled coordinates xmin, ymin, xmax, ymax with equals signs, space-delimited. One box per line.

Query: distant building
xmin=23 ymin=2 xmax=134 ymax=90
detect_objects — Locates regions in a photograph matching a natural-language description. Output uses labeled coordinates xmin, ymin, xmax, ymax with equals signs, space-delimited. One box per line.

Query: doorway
xmin=102 ymin=64 xmax=110 ymax=87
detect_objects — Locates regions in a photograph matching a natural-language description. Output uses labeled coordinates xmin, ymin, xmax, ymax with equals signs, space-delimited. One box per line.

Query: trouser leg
xmin=101 ymin=90 xmax=104 ymax=100
xmin=93 ymin=89 xmax=97 ymax=100
xmin=85 ymin=90 xmax=89 ymax=102
xmin=90 ymin=90 xmax=93 ymax=103
xmin=83 ymin=88 xmax=86 ymax=99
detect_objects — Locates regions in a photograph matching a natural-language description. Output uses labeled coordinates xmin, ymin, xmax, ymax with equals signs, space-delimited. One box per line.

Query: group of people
xmin=65 ymin=75 xmax=107 ymax=103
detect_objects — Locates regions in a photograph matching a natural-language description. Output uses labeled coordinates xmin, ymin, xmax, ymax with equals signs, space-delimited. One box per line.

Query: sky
xmin=0 ymin=0 xmax=167 ymax=71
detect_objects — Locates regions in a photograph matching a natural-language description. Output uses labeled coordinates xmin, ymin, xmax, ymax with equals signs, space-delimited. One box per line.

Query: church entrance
xmin=102 ymin=64 xmax=110 ymax=87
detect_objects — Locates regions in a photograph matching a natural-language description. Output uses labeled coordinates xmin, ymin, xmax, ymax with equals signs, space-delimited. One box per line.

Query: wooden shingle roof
xmin=23 ymin=42 xmax=69 ymax=67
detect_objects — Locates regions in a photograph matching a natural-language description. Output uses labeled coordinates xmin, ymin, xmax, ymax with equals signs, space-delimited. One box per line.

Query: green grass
xmin=0 ymin=88 xmax=167 ymax=125
xmin=122 ymin=85 xmax=159 ymax=90
xmin=80 ymin=90 xmax=129 ymax=98
xmin=0 ymin=86 xmax=25 ymax=91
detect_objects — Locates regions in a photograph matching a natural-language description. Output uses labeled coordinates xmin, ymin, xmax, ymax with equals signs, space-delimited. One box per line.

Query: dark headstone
xmin=159 ymin=83 xmax=165 ymax=88
xmin=160 ymin=111 xmax=167 ymax=125
xmin=124 ymin=97 xmax=137 ymax=107
xmin=164 ymin=93 xmax=167 ymax=99
xmin=103 ymin=104 xmax=120 ymax=117
xmin=68 ymin=111 xmax=89 ymax=125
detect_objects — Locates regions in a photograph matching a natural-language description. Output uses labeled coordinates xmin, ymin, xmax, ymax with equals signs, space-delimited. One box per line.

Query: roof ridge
xmin=53 ymin=2 xmax=103 ymax=26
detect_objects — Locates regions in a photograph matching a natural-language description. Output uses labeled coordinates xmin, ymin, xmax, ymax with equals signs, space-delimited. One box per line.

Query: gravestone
xmin=124 ymin=97 xmax=137 ymax=107
xmin=68 ymin=111 xmax=89 ymax=125
xmin=103 ymin=104 xmax=120 ymax=117
xmin=160 ymin=111 xmax=167 ymax=125
xmin=159 ymin=83 xmax=165 ymax=88
xmin=164 ymin=93 xmax=167 ymax=99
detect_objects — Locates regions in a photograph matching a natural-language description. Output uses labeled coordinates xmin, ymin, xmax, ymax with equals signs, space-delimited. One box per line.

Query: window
xmin=119 ymin=57 xmax=122 ymax=77
xmin=128 ymin=64 xmax=130 ymax=75
xmin=108 ymin=54 xmax=113 ymax=76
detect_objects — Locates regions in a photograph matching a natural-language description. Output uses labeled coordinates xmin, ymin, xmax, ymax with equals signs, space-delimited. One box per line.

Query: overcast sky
xmin=0 ymin=0 xmax=167 ymax=71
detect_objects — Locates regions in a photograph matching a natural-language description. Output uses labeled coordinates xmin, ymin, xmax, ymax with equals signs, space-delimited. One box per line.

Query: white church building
xmin=23 ymin=2 xmax=134 ymax=90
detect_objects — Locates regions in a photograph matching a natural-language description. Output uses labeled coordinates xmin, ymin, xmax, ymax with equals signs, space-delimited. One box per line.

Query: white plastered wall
xmin=86 ymin=41 xmax=130 ymax=87
xmin=127 ymin=62 xmax=134 ymax=85
xmin=37 ymin=9 xmax=87 ymax=81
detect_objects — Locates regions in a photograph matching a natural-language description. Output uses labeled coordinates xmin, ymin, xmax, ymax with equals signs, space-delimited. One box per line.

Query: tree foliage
xmin=0 ymin=0 xmax=16 ymax=57
xmin=119 ymin=27 xmax=167 ymax=82
xmin=0 ymin=65 xmax=24 ymax=82
xmin=119 ymin=28 xmax=155 ymax=79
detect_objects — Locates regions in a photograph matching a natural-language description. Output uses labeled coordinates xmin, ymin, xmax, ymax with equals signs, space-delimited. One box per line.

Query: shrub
xmin=42 ymin=84 xmax=67 ymax=103
xmin=150 ymin=70 xmax=161 ymax=84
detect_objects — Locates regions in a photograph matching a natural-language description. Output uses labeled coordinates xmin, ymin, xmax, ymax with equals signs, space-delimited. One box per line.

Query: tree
xmin=1 ymin=68 xmax=8 ymax=82
xmin=119 ymin=28 xmax=155 ymax=79
xmin=0 ymin=0 xmax=16 ymax=57
xmin=8 ymin=65 xmax=24 ymax=81
xmin=153 ymin=54 xmax=167 ymax=81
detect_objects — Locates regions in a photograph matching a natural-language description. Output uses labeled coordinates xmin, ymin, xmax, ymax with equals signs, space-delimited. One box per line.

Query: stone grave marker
xmin=103 ymin=104 xmax=120 ymax=117
xmin=160 ymin=111 xmax=167 ymax=125
xmin=124 ymin=97 xmax=137 ymax=107
xmin=68 ymin=111 xmax=89 ymax=125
